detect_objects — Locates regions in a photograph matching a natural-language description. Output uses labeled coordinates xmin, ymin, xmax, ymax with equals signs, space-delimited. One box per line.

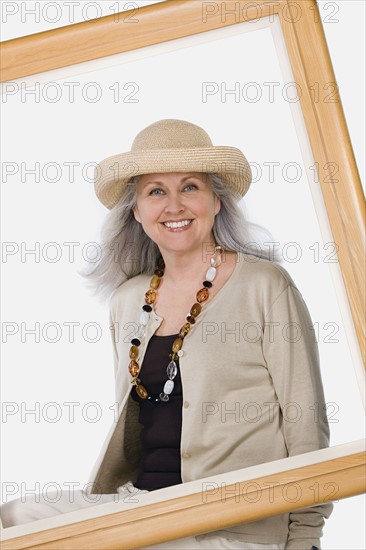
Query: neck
xmin=159 ymin=245 xmax=219 ymax=287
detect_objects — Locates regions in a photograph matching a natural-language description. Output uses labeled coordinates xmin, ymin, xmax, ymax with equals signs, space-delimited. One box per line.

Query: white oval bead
xmin=206 ymin=266 xmax=217 ymax=281
xmin=177 ymin=350 xmax=184 ymax=357
xmin=163 ymin=380 xmax=174 ymax=395
xmin=139 ymin=311 xmax=149 ymax=325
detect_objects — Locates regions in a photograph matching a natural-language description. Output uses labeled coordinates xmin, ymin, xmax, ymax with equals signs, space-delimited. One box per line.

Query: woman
xmin=1 ymin=119 xmax=332 ymax=549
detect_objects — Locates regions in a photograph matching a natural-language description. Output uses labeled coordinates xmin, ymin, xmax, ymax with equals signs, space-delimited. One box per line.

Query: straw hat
xmin=94 ymin=119 xmax=252 ymax=209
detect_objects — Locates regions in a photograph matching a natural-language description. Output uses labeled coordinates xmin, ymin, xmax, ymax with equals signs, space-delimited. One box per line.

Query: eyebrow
xmin=144 ymin=175 xmax=202 ymax=186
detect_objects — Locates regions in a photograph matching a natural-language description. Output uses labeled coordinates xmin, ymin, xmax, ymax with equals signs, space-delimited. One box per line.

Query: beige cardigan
xmin=89 ymin=252 xmax=333 ymax=549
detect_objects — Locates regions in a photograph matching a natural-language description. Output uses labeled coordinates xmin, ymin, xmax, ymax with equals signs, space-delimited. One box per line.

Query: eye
xmin=183 ymin=183 xmax=198 ymax=191
xmin=149 ymin=188 xmax=164 ymax=196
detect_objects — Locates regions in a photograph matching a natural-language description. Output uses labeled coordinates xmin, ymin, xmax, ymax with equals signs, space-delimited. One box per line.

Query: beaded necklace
xmin=128 ymin=246 xmax=223 ymax=403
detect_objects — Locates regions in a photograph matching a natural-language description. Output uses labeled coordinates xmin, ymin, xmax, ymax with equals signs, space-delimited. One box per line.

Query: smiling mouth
xmin=161 ymin=219 xmax=193 ymax=229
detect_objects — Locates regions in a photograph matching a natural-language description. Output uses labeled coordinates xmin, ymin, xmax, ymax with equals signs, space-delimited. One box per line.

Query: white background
xmin=1 ymin=1 xmax=365 ymax=548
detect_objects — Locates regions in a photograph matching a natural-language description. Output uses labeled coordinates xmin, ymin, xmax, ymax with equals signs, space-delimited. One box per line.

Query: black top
xmin=131 ymin=333 xmax=183 ymax=491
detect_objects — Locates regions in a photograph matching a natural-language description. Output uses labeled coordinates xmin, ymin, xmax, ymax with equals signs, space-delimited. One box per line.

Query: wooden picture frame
xmin=1 ymin=1 xmax=365 ymax=548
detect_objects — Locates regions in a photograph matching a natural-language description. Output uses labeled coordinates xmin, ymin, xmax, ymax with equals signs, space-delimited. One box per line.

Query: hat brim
xmin=94 ymin=146 xmax=252 ymax=209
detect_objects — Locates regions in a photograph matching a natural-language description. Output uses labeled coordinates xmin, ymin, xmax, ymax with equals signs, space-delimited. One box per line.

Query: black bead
xmin=131 ymin=338 xmax=141 ymax=346
xmin=142 ymin=305 xmax=152 ymax=312
xmin=203 ymin=280 xmax=212 ymax=288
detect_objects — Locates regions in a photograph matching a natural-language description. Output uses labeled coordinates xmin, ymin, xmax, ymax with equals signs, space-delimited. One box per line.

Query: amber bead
xmin=186 ymin=315 xmax=196 ymax=324
xmin=136 ymin=384 xmax=148 ymax=399
xmin=190 ymin=302 xmax=202 ymax=317
xmin=172 ymin=338 xmax=183 ymax=352
xmin=129 ymin=345 xmax=139 ymax=359
xmin=150 ymin=275 xmax=161 ymax=289
xmin=179 ymin=323 xmax=191 ymax=339
xmin=196 ymin=287 xmax=209 ymax=303
xmin=154 ymin=268 xmax=164 ymax=277
xmin=128 ymin=360 xmax=139 ymax=377
xmin=145 ymin=289 xmax=156 ymax=304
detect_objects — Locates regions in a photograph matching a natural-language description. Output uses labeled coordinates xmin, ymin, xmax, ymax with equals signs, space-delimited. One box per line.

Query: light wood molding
xmin=1 ymin=450 xmax=365 ymax=549
xmin=1 ymin=1 xmax=364 ymax=548
xmin=0 ymin=0 xmax=286 ymax=82
xmin=278 ymin=0 xmax=365 ymax=365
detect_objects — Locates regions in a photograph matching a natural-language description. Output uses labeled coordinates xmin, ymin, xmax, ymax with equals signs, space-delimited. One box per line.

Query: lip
xmin=160 ymin=219 xmax=193 ymax=223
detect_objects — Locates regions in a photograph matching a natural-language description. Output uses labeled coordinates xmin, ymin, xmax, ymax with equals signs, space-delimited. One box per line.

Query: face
xmin=133 ymin=172 xmax=221 ymax=256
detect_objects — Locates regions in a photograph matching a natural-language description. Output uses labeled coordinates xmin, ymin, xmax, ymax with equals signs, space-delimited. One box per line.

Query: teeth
xmin=164 ymin=220 xmax=192 ymax=228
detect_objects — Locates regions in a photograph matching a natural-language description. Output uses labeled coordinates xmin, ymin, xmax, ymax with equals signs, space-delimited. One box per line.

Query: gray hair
xmin=79 ymin=173 xmax=283 ymax=303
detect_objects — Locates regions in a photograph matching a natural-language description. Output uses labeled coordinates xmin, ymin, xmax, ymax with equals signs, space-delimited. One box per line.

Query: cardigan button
xmin=182 ymin=452 xmax=191 ymax=459
xmin=183 ymin=401 xmax=190 ymax=408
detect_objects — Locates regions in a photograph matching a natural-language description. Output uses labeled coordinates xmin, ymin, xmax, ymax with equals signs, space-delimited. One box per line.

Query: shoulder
xmin=236 ymin=251 xmax=298 ymax=290
xmin=234 ymin=252 xmax=304 ymax=317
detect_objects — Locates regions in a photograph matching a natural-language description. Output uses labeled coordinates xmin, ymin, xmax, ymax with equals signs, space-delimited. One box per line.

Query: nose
xmin=164 ymin=192 xmax=185 ymax=214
